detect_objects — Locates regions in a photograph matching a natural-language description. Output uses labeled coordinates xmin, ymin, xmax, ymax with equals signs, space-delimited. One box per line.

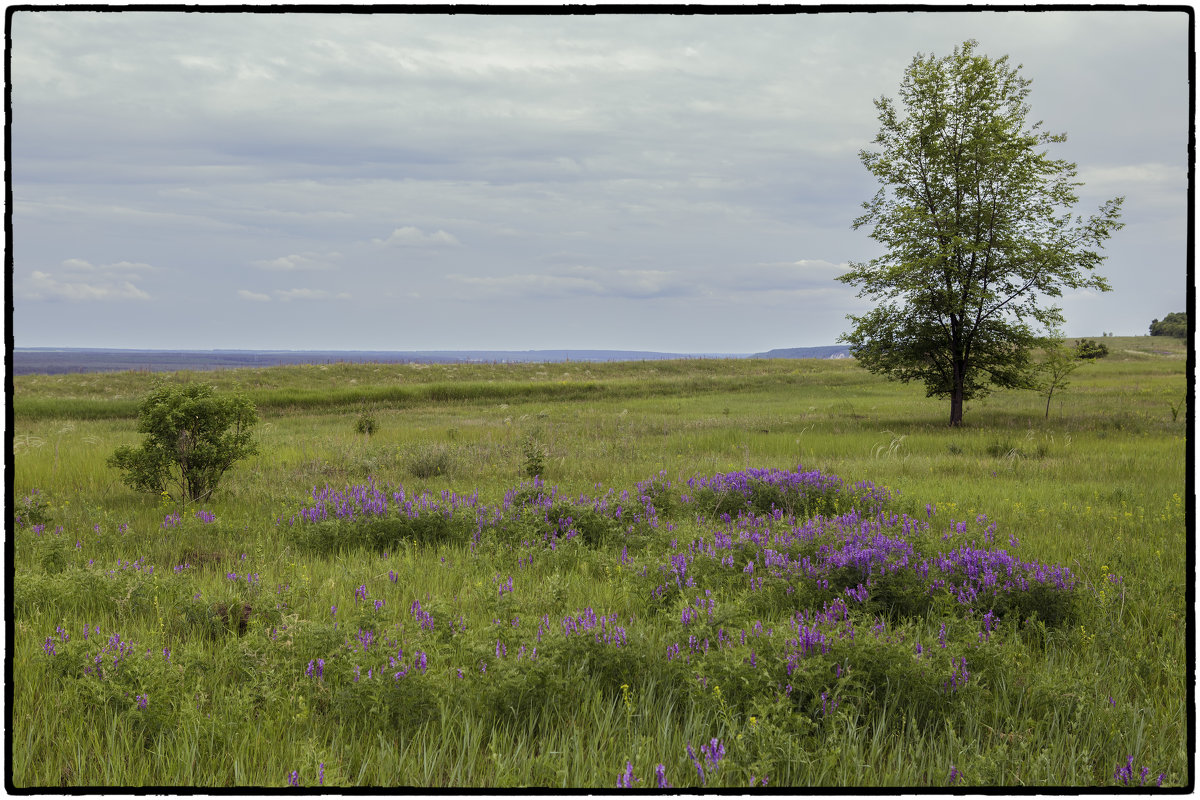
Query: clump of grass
xmin=405 ymin=443 xmax=456 ymax=479
xmin=985 ymin=435 xmax=1049 ymax=460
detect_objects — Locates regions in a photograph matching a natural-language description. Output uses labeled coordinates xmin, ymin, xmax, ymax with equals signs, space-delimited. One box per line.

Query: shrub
xmin=354 ymin=412 xmax=378 ymax=437
xmin=1073 ymin=339 xmax=1109 ymax=359
xmin=521 ymin=433 xmax=546 ymax=479
xmin=107 ymin=380 xmax=258 ymax=502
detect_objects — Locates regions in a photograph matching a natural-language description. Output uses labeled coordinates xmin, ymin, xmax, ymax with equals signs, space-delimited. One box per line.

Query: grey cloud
xmin=253 ymin=251 xmax=343 ymax=271
xmin=372 ymin=226 xmax=460 ymax=247
xmin=448 ymin=260 xmax=850 ymax=301
xmin=274 ymin=288 xmax=352 ymax=302
xmin=448 ymin=266 xmax=695 ymax=300
xmin=22 ymin=264 xmax=153 ymax=302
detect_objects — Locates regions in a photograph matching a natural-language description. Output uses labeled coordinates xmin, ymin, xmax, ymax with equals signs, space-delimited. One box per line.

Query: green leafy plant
xmin=521 ymin=432 xmax=546 ymax=479
xmin=1169 ymin=395 xmax=1186 ymax=423
xmin=107 ymin=380 xmax=258 ymax=503
xmin=354 ymin=412 xmax=378 ymax=437
xmin=1073 ymin=339 xmax=1109 ymax=360
xmin=15 ymin=489 xmax=53 ymax=529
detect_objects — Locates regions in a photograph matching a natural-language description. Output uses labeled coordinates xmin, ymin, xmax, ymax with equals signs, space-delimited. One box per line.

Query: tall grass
xmin=10 ymin=351 xmax=1188 ymax=788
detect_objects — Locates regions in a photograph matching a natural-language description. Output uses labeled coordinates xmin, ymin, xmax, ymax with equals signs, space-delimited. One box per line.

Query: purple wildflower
xmin=1115 ymin=755 xmax=1135 ymax=785
xmin=700 ymin=738 xmax=724 ymax=767
xmin=616 ymin=761 xmax=640 ymax=787
xmin=687 ymin=743 xmax=704 ymax=783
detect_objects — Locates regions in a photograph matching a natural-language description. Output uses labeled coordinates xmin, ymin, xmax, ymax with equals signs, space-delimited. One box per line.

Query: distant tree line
xmin=1149 ymin=312 xmax=1187 ymax=338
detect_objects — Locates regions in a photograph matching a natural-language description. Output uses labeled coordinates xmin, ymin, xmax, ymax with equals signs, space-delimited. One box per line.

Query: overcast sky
xmin=10 ymin=8 xmax=1190 ymax=353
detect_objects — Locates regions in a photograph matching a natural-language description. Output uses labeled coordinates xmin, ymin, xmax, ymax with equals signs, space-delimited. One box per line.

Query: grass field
xmin=9 ymin=337 xmax=1190 ymax=788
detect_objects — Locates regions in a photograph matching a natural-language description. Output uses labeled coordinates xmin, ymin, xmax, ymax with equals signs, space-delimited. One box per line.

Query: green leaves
xmin=107 ymin=380 xmax=259 ymax=502
xmin=840 ymin=40 xmax=1123 ymax=424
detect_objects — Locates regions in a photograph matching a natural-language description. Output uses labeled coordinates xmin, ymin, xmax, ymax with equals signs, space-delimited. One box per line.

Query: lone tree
xmin=108 ymin=380 xmax=259 ymax=502
xmin=1035 ymin=337 xmax=1082 ymax=419
xmin=838 ymin=40 xmax=1124 ymax=425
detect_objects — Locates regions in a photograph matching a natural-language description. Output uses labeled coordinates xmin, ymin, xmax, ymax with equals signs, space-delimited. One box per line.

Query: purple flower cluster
xmin=943 ymin=657 xmax=970 ymax=693
xmin=648 ymin=491 xmax=1074 ymax=624
xmin=78 ymin=631 xmax=136 ymax=679
xmin=684 ymin=738 xmax=725 ymax=785
xmin=1114 ymin=756 xmax=1165 ymax=787
xmin=410 ymin=600 xmax=436 ymax=632
xmin=561 ymin=608 xmax=628 ymax=647
xmin=685 ymin=466 xmax=891 ymax=516
xmin=284 ymin=478 xmax=482 ymax=526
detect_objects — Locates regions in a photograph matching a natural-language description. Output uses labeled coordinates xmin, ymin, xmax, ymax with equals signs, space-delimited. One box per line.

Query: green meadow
xmin=9 ymin=336 xmax=1189 ymax=788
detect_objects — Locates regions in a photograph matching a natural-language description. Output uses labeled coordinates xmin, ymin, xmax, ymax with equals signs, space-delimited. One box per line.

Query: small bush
xmin=354 ymin=412 xmax=378 ymax=437
xmin=107 ymin=380 xmax=258 ymax=502
xmin=1074 ymin=339 xmax=1109 ymax=359
xmin=521 ymin=433 xmax=546 ymax=479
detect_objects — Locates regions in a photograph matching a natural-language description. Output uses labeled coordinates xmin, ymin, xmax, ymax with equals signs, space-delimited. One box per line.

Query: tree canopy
xmin=1149 ymin=312 xmax=1187 ymax=338
xmin=838 ymin=40 xmax=1123 ymax=425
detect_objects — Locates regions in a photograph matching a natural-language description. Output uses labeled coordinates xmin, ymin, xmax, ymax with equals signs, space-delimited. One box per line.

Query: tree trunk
xmin=950 ymin=389 xmax=964 ymax=426
xmin=950 ymin=362 xmax=966 ymax=426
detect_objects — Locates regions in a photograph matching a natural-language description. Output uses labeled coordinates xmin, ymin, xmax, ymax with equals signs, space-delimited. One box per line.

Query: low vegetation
xmin=10 ymin=343 xmax=1187 ymax=788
